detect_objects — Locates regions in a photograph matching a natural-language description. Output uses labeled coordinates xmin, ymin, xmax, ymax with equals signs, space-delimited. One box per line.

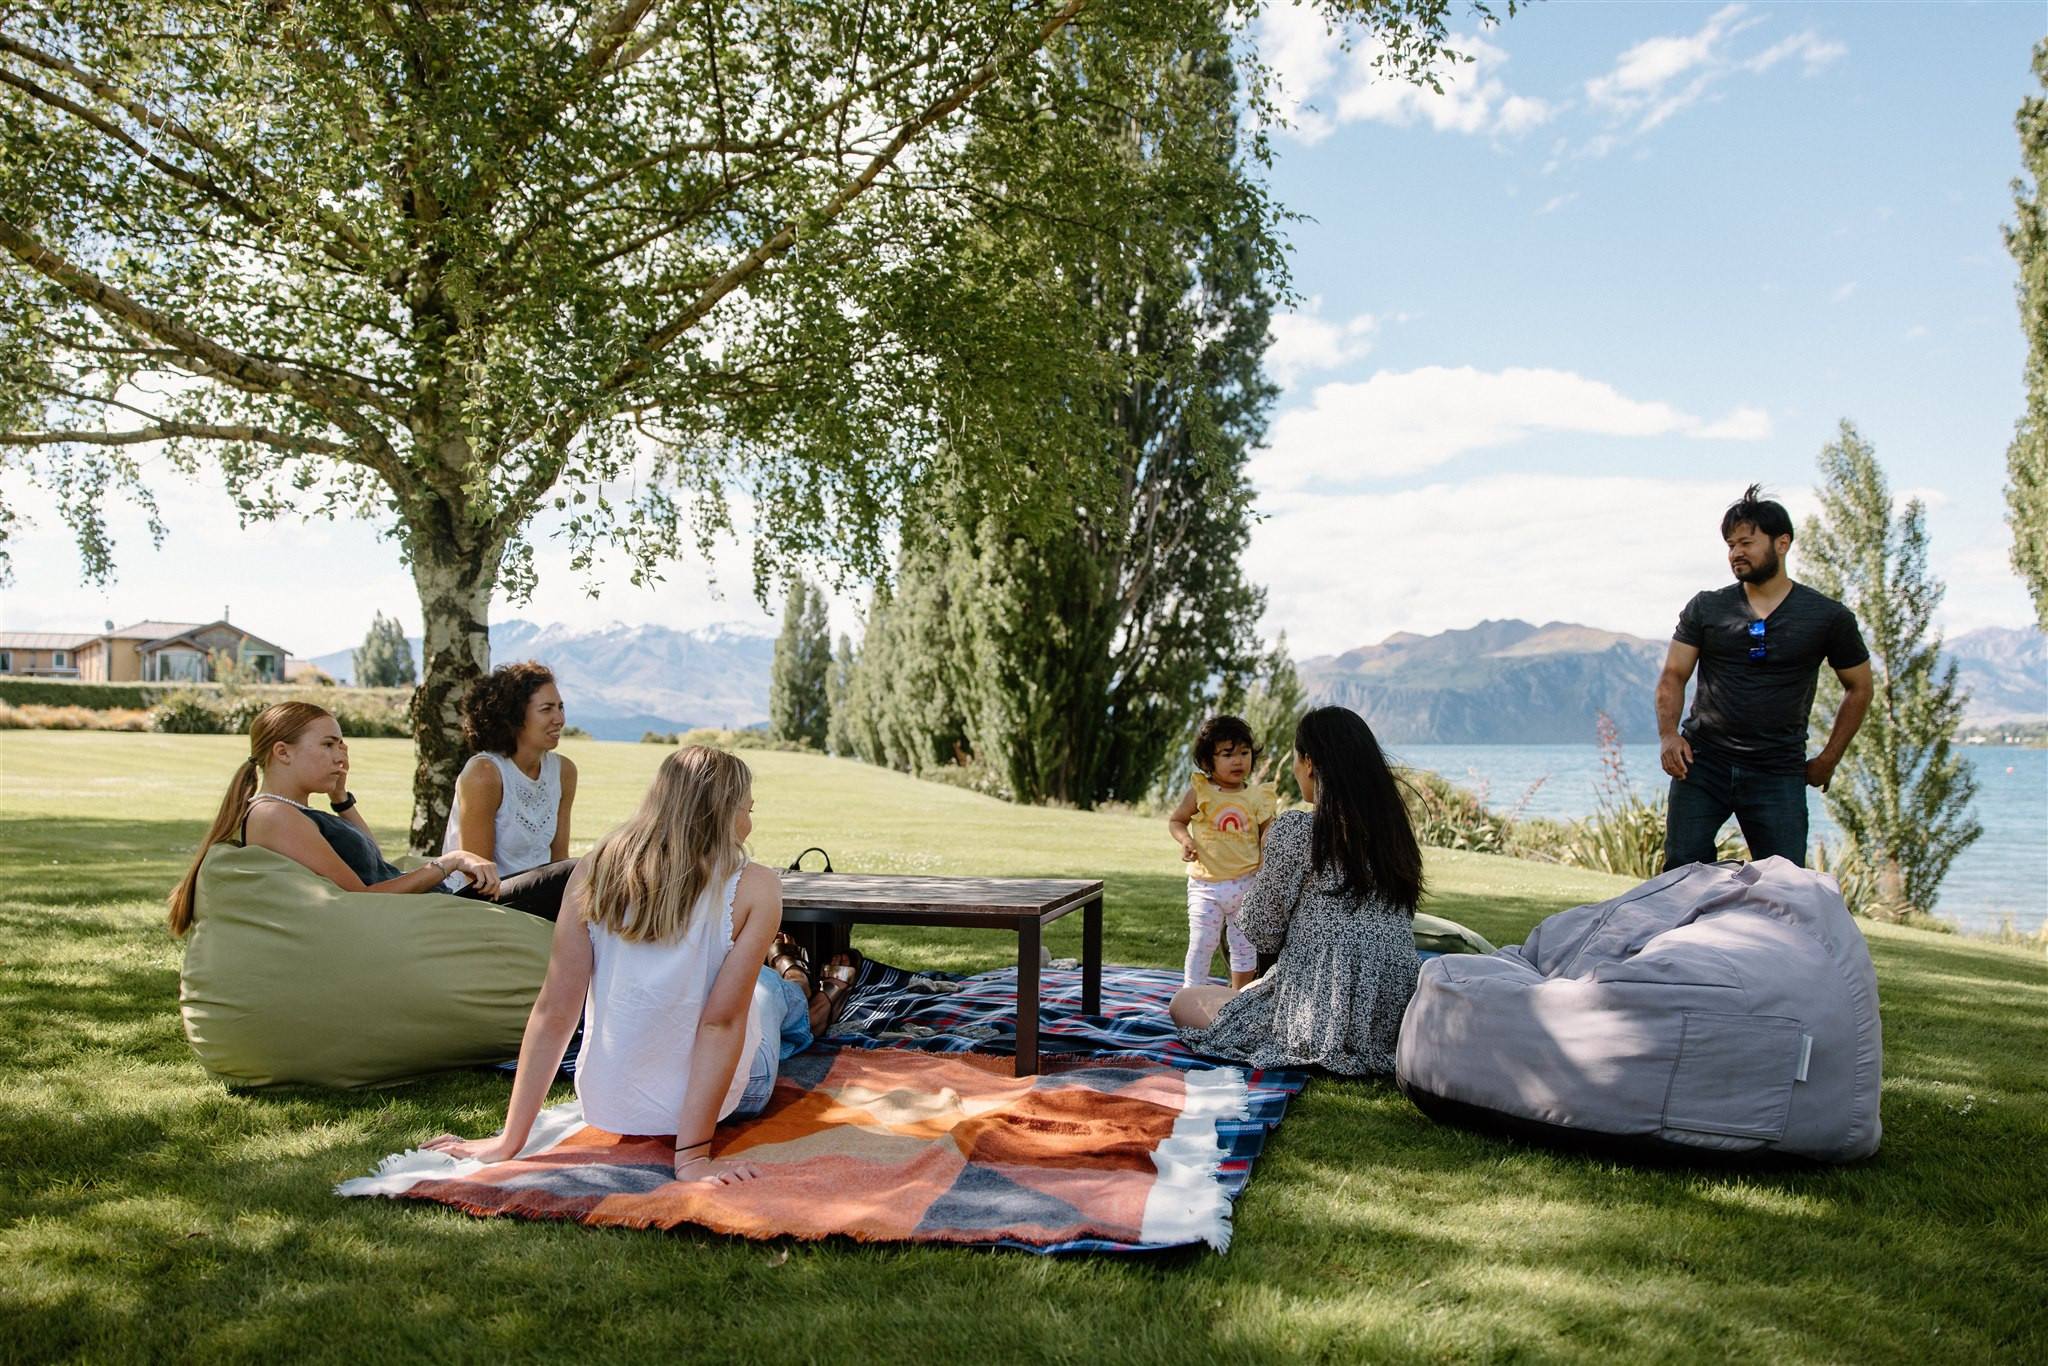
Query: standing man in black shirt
xmin=1656 ymin=485 xmax=1875 ymax=870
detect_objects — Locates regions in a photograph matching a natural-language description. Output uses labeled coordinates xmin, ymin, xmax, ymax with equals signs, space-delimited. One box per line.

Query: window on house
xmin=52 ymin=651 xmax=68 ymax=668
xmin=0 ymin=651 xmax=12 ymax=672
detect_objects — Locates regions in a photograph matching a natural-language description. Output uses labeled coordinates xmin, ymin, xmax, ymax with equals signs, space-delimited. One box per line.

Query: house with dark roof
xmin=0 ymin=620 xmax=289 ymax=683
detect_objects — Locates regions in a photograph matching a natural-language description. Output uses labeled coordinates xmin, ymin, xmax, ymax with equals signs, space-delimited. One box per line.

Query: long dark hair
xmin=1296 ymin=706 xmax=1424 ymax=913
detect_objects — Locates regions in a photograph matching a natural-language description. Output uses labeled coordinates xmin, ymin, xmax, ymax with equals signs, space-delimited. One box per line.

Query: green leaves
xmin=1803 ymin=420 xmax=1982 ymax=917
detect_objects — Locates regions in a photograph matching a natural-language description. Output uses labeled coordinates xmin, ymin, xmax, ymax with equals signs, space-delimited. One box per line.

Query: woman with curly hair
xmin=444 ymin=661 xmax=581 ymax=919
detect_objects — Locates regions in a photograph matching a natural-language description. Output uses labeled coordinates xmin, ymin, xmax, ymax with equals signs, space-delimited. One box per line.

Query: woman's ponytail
xmin=166 ymin=701 xmax=333 ymax=936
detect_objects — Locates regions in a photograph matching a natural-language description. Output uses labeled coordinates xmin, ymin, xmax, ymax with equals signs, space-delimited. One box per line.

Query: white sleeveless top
xmin=575 ymin=866 xmax=771 ymax=1136
xmin=443 ymin=750 xmax=560 ymax=876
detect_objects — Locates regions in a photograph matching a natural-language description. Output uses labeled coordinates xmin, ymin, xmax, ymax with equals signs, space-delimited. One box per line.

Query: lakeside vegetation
xmin=2 ymin=732 xmax=2043 ymax=1363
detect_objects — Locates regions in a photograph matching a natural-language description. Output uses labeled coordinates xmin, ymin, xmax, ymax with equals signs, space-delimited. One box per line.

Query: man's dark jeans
xmin=1663 ymin=745 xmax=1810 ymax=870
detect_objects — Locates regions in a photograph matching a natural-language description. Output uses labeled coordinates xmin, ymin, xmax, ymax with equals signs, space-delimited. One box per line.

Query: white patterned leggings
xmin=1184 ymin=872 xmax=1259 ymax=987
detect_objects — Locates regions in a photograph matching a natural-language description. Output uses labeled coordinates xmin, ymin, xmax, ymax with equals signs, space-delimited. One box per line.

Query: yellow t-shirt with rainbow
xmin=1185 ymin=772 xmax=1279 ymax=882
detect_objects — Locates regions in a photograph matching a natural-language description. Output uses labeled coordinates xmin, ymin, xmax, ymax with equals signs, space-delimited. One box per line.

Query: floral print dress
xmin=1178 ymin=810 xmax=1418 ymax=1075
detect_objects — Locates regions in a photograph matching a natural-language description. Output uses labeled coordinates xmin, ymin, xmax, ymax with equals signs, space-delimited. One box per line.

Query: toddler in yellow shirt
xmin=1167 ymin=715 xmax=1278 ymax=989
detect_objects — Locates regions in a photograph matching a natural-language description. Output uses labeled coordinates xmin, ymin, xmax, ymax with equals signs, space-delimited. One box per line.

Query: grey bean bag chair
xmin=1396 ymin=857 xmax=1882 ymax=1163
xmin=180 ymin=842 xmax=554 ymax=1089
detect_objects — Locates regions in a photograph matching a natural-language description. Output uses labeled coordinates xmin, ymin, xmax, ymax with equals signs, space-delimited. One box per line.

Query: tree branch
xmin=0 ymin=421 xmax=350 ymax=458
xmin=0 ymin=33 xmax=381 ymax=264
xmin=0 ymin=215 xmax=402 ymax=418
xmin=605 ymin=0 xmax=1093 ymax=394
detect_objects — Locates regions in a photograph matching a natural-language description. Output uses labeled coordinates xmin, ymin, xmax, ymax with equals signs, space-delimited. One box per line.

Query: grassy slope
xmin=0 ymin=733 xmax=2041 ymax=1364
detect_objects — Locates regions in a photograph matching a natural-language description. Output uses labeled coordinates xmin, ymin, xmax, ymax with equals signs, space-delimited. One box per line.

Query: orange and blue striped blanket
xmin=340 ymin=966 xmax=1306 ymax=1253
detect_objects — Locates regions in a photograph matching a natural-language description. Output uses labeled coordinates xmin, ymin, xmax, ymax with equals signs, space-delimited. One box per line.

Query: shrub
xmin=919 ymin=758 xmax=1014 ymax=802
xmin=151 ymin=691 xmax=229 ymax=734
xmin=0 ymin=701 xmax=152 ymax=731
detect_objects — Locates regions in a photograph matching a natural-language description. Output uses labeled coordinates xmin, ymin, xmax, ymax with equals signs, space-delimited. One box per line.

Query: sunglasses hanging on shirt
xmin=1747 ymin=618 xmax=1768 ymax=661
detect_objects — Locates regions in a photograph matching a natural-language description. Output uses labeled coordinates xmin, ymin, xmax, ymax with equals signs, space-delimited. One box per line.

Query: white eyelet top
xmin=443 ymin=750 xmax=561 ymax=877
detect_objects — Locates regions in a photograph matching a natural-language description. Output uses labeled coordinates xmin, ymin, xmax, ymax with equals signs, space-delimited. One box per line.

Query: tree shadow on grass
xmin=0 ymin=815 xmax=217 ymax=909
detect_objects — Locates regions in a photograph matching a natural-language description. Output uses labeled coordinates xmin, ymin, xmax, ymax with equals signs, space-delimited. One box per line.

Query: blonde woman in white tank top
xmin=426 ymin=746 xmax=847 ymax=1184
xmin=446 ymin=662 xmax=581 ymax=918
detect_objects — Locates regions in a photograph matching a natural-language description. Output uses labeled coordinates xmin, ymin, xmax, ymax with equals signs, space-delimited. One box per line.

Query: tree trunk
xmin=404 ymin=506 xmax=504 ymax=854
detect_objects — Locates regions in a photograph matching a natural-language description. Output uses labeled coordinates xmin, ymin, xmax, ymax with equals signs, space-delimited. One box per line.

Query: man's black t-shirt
xmin=1674 ymin=582 xmax=1869 ymax=774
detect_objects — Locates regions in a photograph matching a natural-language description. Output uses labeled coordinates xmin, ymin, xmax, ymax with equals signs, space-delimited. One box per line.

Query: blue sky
xmin=3 ymin=0 xmax=2042 ymax=661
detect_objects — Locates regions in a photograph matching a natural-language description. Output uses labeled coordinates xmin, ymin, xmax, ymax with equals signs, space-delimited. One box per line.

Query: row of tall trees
xmin=1 ymin=0 xmax=1486 ymax=850
xmin=831 ymin=16 xmax=1279 ymax=808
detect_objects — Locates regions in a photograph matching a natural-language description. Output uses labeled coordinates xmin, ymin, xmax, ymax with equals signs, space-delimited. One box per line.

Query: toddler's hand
xmin=1179 ymin=841 xmax=1198 ymax=862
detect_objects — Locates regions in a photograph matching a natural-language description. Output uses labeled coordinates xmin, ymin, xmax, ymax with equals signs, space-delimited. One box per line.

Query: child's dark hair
xmin=1720 ymin=483 xmax=1795 ymax=542
xmin=1294 ymin=706 xmax=1424 ymax=913
xmin=460 ymin=660 xmax=558 ymax=755
xmin=1193 ymin=714 xmax=1259 ymax=776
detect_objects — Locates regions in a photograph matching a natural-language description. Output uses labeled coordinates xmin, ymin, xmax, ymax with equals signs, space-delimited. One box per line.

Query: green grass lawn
xmin=2 ymin=732 xmax=2043 ymax=1363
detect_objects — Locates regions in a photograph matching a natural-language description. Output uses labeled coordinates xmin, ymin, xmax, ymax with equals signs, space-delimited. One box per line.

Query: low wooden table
xmin=778 ymin=873 xmax=1104 ymax=1077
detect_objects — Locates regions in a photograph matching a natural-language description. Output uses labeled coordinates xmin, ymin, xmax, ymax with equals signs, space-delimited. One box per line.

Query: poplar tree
xmin=865 ymin=11 xmax=1273 ymax=807
xmin=352 ymin=611 xmax=417 ymax=688
xmin=768 ymin=577 xmax=829 ymax=749
xmin=2005 ymin=39 xmax=2048 ymax=631
xmin=1801 ymin=421 xmax=1981 ymax=918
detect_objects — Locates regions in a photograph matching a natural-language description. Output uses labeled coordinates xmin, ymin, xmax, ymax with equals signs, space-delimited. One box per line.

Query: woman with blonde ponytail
xmin=168 ymin=702 xmax=502 ymax=936
xmin=426 ymin=746 xmax=853 ymax=1185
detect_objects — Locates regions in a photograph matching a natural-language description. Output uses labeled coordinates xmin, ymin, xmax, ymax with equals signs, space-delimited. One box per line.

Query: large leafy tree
xmin=857 ymin=14 xmax=1275 ymax=807
xmin=1801 ymin=421 xmax=1981 ymax=919
xmin=1 ymin=0 xmax=1492 ymax=847
xmin=2005 ymin=39 xmax=2048 ymax=632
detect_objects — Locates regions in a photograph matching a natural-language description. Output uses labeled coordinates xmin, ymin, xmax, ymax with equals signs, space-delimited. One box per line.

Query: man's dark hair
xmin=1193 ymin=714 xmax=1258 ymax=776
xmin=1720 ymin=483 xmax=1795 ymax=542
xmin=460 ymin=660 xmax=557 ymax=755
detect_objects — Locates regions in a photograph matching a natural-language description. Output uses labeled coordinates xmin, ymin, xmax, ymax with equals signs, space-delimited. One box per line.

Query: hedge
xmin=0 ymin=678 xmax=157 ymax=709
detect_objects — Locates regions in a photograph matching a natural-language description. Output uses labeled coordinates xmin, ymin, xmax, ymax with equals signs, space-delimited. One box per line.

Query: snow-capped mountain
xmin=309 ymin=618 xmax=777 ymax=739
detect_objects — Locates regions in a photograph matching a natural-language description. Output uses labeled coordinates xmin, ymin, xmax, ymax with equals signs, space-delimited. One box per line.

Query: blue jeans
xmin=1663 ymin=746 xmax=1809 ymax=870
xmin=732 ymin=967 xmax=814 ymax=1118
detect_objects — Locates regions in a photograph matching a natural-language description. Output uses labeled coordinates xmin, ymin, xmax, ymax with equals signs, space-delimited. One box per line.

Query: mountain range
xmin=307 ymin=616 xmax=2044 ymax=746
xmin=308 ymin=619 xmax=777 ymax=741
xmin=1301 ymin=619 xmax=2046 ymax=745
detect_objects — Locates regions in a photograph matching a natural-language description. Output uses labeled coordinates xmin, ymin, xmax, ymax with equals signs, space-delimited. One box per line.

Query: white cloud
xmin=1247 ymin=473 xmax=1799 ymax=657
xmin=1830 ymin=282 xmax=1858 ymax=303
xmin=1570 ymin=5 xmax=1845 ymax=158
xmin=1537 ymin=192 xmax=1579 ymax=215
xmin=1253 ymin=366 xmax=1771 ymax=490
xmin=1267 ymin=302 xmax=1378 ymax=386
xmin=1258 ymin=13 xmax=1555 ymax=143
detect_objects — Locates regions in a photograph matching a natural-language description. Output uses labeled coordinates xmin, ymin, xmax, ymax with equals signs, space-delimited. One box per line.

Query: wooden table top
xmin=777 ymin=871 xmax=1103 ymax=918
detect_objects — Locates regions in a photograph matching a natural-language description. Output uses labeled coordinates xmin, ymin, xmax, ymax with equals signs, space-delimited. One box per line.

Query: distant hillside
xmin=308 ymin=619 xmax=775 ymax=741
xmin=1302 ymin=620 xmax=2046 ymax=745
xmin=1302 ymin=620 xmax=1667 ymax=744
xmin=1946 ymin=625 xmax=2048 ymax=725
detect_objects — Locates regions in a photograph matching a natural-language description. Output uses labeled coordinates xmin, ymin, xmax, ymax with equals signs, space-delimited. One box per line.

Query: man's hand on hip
xmin=1805 ymin=754 xmax=1840 ymax=790
xmin=1660 ymin=733 xmax=1693 ymax=780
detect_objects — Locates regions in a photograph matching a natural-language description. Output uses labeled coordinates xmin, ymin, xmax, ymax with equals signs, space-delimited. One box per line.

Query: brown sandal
xmin=766 ymin=933 xmax=811 ymax=988
xmin=815 ymin=949 xmax=864 ymax=1029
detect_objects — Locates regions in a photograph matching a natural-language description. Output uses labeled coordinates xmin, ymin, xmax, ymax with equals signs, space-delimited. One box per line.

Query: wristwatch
xmin=331 ymin=791 xmax=357 ymax=813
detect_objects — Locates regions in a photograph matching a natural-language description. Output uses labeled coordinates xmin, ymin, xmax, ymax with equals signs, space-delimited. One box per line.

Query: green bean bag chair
xmin=1413 ymin=911 xmax=1495 ymax=956
xmin=179 ymin=842 xmax=554 ymax=1089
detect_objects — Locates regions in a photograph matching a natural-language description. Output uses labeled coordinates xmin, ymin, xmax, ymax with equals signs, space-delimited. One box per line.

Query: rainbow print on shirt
xmin=1211 ymin=803 xmax=1252 ymax=834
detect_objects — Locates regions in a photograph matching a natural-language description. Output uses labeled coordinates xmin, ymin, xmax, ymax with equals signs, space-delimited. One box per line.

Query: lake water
xmin=1387 ymin=742 xmax=2047 ymax=934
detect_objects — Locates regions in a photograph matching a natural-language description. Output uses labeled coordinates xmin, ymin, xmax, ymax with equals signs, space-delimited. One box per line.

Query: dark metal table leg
xmin=1015 ymin=916 xmax=1042 ymax=1076
xmin=1081 ymin=894 xmax=1102 ymax=1015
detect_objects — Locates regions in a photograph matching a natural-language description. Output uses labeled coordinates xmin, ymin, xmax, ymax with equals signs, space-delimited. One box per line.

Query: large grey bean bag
xmin=1396 ymin=858 xmax=1882 ymax=1163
